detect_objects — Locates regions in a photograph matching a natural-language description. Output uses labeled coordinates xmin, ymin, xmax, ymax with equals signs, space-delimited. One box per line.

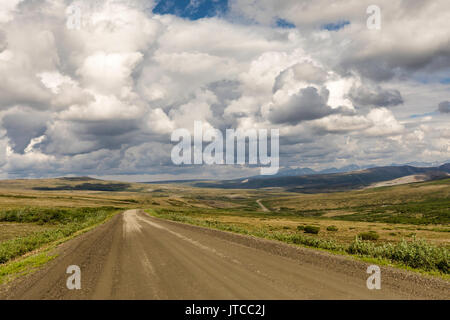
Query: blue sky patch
xmin=276 ymin=18 xmax=296 ymax=29
xmin=152 ymin=0 xmax=228 ymax=20
xmin=409 ymin=112 xmax=438 ymax=119
xmin=413 ymin=74 xmax=450 ymax=85
xmin=321 ymin=20 xmax=350 ymax=31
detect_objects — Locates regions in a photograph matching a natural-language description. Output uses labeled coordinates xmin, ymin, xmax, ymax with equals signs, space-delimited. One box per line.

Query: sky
xmin=0 ymin=0 xmax=449 ymax=181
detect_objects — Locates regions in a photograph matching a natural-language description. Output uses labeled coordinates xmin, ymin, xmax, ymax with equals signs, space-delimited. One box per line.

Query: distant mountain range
xmin=192 ymin=163 xmax=450 ymax=193
xmin=251 ymin=160 xmax=450 ymax=177
xmin=250 ymin=164 xmax=367 ymax=177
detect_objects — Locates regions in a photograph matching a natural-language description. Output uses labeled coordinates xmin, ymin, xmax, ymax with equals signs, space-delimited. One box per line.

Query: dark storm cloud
xmin=40 ymin=118 xmax=145 ymax=156
xmin=348 ymin=85 xmax=403 ymax=108
xmin=340 ymin=60 xmax=396 ymax=82
xmin=0 ymin=77 xmax=52 ymax=110
xmin=207 ymin=80 xmax=242 ymax=104
xmin=268 ymin=87 xmax=337 ymax=125
xmin=340 ymin=43 xmax=450 ymax=82
xmin=438 ymin=101 xmax=450 ymax=113
xmin=207 ymin=79 xmax=242 ymax=126
xmin=2 ymin=109 xmax=48 ymax=153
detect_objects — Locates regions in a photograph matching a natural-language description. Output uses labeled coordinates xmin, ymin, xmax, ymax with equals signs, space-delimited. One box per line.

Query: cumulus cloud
xmin=0 ymin=0 xmax=24 ymax=23
xmin=364 ymin=108 xmax=404 ymax=136
xmin=231 ymin=0 xmax=450 ymax=80
xmin=77 ymin=51 xmax=143 ymax=94
xmin=273 ymin=62 xmax=328 ymax=92
xmin=0 ymin=0 xmax=448 ymax=180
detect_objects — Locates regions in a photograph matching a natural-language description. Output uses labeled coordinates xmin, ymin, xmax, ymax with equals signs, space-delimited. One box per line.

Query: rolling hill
xmin=193 ymin=163 xmax=450 ymax=193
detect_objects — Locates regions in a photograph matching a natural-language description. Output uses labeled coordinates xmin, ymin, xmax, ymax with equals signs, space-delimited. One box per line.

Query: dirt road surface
xmin=256 ymin=199 xmax=270 ymax=212
xmin=1 ymin=210 xmax=449 ymax=300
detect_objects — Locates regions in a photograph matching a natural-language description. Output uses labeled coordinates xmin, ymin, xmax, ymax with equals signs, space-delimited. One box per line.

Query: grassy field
xmin=0 ymin=223 xmax=56 ymax=243
xmin=0 ymin=207 xmax=120 ymax=264
xmin=0 ymin=176 xmax=448 ymax=278
xmin=146 ymin=179 xmax=450 ymax=276
xmin=0 ymin=178 xmax=134 ymax=283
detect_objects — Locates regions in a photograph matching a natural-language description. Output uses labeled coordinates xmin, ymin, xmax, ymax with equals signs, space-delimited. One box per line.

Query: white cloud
xmin=77 ymin=51 xmax=143 ymax=94
xmin=0 ymin=0 xmax=448 ymax=180
xmin=0 ymin=0 xmax=24 ymax=23
xmin=364 ymin=108 xmax=404 ymax=137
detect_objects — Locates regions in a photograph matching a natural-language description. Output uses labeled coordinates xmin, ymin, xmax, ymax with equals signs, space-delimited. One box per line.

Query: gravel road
xmin=1 ymin=210 xmax=448 ymax=300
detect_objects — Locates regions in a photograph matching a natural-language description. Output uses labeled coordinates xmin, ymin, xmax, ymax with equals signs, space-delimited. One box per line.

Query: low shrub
xmin=327 ymin=225 xmax=338 ymax=232
xmin=348 ymin=238 xmax=449 ymax=273
xmin=358 ymin=231 xmax=380 ymax=240
xmin=297 ymin=225 xmax=305 ymax=231
xmin=304 ymin=225 xmax=320 ymax=234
